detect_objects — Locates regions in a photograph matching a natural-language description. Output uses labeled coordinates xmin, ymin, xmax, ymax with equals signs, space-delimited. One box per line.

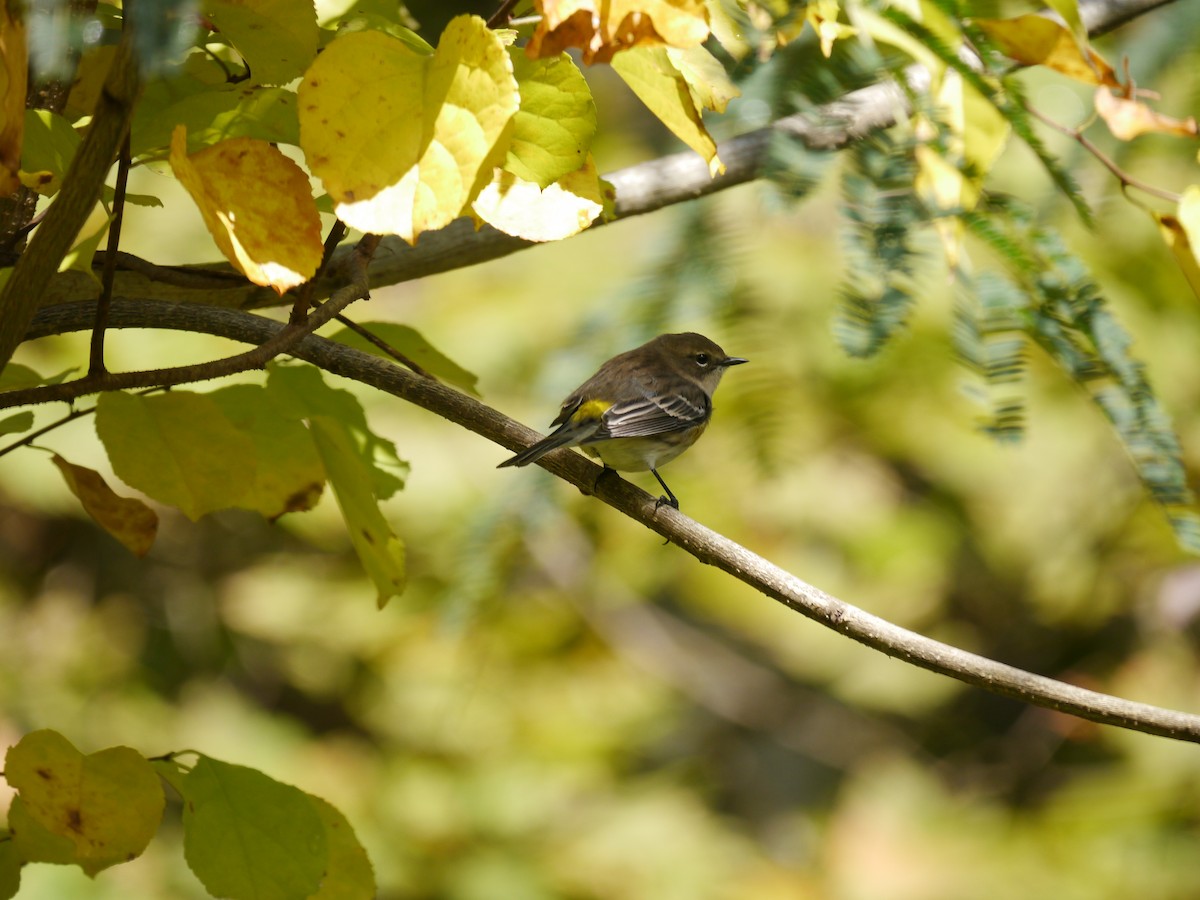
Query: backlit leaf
xmin=298 ymin=17 xmax=519 ymax=242
xmin=507 ymin=50 xmax=596 ymax=188
xmin=170 ymin=126 xmax=324 ymax=293
xmin=1094 ymin=88 xmax=1199 ymax=141
xmin=473 ymin=154 xmax=606 ymax=242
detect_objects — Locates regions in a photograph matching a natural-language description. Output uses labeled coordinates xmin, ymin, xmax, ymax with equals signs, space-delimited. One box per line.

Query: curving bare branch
xmin=20 ymin=298 xmax=1200 ymax=745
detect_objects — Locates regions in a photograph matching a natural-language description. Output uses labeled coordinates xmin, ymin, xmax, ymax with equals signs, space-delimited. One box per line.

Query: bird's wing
xmin=596 ymin=383 xmax=710 ymax=439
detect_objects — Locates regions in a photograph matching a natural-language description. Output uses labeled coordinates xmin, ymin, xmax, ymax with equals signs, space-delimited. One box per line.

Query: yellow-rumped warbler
xmin=499 ymin=332 xmax=747 ymax=508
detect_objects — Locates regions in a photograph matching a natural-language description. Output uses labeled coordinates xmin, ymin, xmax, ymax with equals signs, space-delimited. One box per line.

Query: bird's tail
xmin=498 ymin=421 xmax=592 ymax=468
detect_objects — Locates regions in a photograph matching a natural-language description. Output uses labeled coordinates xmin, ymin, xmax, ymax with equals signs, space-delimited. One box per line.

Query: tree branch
xmin=20 ymin=298 xmax=1200 ymax=744
xmin=0 ymin=29 xmax=140 ymax=370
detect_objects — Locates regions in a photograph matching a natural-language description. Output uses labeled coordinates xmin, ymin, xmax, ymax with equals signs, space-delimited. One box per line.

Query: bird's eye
xmin=695 ymin=353 xmax=710 ymax=367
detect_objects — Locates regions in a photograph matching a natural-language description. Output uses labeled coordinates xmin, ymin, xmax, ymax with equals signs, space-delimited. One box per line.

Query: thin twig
xmin=329 ymin=312 xmax=431 ymax=377
xmin=1028 ymin=103 xmax=1182 ymax=204
xmin=89 ymin=132 xmax=132 ymax=376
xmin=292 ymin=219 xmax=347 ymax=323
xmin=486 ymin=0 xmax=522 ymax=28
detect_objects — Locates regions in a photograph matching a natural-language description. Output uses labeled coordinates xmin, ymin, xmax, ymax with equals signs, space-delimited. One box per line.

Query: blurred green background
xmin=4 ymin=4 xmax=1200 ymax=898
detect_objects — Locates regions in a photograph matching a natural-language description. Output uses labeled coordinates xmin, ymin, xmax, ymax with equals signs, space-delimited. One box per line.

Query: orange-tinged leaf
xmin=169 ymin=126 xmax=323 ymax=293
xmin=1094 ymin=88 xmax=1199 ymax=141
xmin=528 ymin=0 xmax=710 ymax=65
xmin=51 ymin=454 xmax=158 ymax=556
xmin=473 ymin=154 xmax=606 ymax=241
xmin=299 ymin=18 xmax=519 ymax=243
xmin=976 ymin=15 xmax=1117 ymax=87
xmin=0 ymin=2 xmax=26 ymax=195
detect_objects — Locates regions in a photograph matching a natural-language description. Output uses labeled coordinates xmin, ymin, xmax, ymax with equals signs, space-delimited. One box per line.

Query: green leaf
xmin=0 ymin=363 xmax=76 ymax=390
xmin=95 ymin=390 xmax=258 ymax=520
xmin=507 ymin=50 xmax=596 ymax=189
xmin=5 ymin=730 xmax=165 ymax=876
xmin=133 ymin=78 xmax=300 ymax=159
xmin=208 ymin=384 xmax=326 ymax=518
xmin=0 ymin=836 xmax=20 ymax=899
xmin=20 ymin=109 xmax=80 ymax=196
xmin=266 ymin=363 xmax=409 ymax=500
xmin=0 ymin=411 xmax=32 ymax=436
xmin=326 ymin=323 xmax=480 ymax=395
xmin=205 ymin=0 xmax=320 ymax=86
xmin=181 ymin=757 xmax=327 ymax=900
xmin=308 ymin=795 xmax=376 ymax=899
xmin=310 ymin=415 xmax=406 ymax=606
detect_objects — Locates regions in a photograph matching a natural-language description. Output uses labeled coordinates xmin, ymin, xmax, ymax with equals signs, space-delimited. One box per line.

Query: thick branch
xmin=21 ymin=299 xmax=1200 ymax=744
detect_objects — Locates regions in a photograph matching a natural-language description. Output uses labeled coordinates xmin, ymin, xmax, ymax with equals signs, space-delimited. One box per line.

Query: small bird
xmin=499 ymin=332 xmax=748 ymax=509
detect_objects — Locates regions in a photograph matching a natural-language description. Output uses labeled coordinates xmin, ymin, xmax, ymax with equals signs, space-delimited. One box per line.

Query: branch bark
xmin=21 ymin=298 xmax=1200 ymax=745
xmin=0 ymin=30 xmax=140 ymax=369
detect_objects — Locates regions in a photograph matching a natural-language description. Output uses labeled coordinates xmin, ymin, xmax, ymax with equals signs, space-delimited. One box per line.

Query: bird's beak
xmin=721 ymin=356 xmax=748 ymax=367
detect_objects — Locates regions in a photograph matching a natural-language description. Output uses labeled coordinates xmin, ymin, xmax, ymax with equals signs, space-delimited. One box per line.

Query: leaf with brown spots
xmin=5 ymin=730 xmax=164 ymax=876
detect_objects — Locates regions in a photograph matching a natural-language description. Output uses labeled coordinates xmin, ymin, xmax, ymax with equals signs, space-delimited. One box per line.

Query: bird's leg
xmin=650 ymin=469 xmax=679 ymax=510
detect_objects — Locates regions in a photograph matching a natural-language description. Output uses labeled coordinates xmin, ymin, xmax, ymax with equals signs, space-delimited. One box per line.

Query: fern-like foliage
xmin=965 ymin=202 xmax=1200 ymax=552
xmin=953 ymin=270 xmax=1029 ymax=443
xmin=881 ymin=3 xmax=1093 ymax=226
xmin=837 ymin=132 xmax=930 ymax=357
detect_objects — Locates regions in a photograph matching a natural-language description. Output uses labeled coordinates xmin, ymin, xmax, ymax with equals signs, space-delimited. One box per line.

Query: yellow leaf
xmin=528 ymin=0 xmax=710 ymax=64
xmin=976 ymin=15 xmax=1117 ymax=86
xmin=1094 ymin=88 xmax=1199 ymax=141
xmin=298 ymin=18 xmax=519 ymax=243
xmin=667 ymin=44 xmax=739 ymax=114
xmin=611 ymin=45 xmax=723 ymax=175
xmin=51 ymin=454 xmax=158 ymax=556
xmin=805 ymin=0 xmax=854 ymax=58
xmin=1166 ymin=186 xmax=1200 ymax=301
xmin=169 ymin=126 xmax=323 ymax=293
xmin=473 ymin=154 xmax=606 ymax=241
xmin=0 ymin=2 xmax=26 ymax=195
